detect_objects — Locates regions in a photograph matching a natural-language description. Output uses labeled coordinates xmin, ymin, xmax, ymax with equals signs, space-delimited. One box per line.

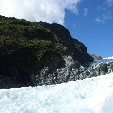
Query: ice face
xmin=0 ymin=73 xmax=113 ymax=113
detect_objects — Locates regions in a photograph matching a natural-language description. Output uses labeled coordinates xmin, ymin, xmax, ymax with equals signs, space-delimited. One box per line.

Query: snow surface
xmin=103 ymin=56 xmax=113 ymax=60
xmin=1 ymin=73 xmax=113 ymax=113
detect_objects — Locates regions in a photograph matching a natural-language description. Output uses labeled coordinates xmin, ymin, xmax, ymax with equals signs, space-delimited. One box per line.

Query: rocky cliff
xmin=0 ymin=15 xmax=93 ymax=88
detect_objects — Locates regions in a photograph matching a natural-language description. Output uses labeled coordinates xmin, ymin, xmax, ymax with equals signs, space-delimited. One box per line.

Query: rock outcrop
xmin=0 ymin=15 xmax=94 ymax=88
xmin=78 ymin=59 xmax=113 ymax=80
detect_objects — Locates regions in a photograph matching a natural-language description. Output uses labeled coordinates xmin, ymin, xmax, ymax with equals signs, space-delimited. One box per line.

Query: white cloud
xmin=96 ymin=12 xmax=112 ymax=24
xmin=0 ymin=0 xmax=80 ymax=25
xmin=95 ymin=0 xmax=113 ymax=24
xmin=84 ymin=8 xmax=88 ymax=17
xmin=96 ymin=17 xmax=104 ymax=24
xmin=106 ymin=0 xmax=113 ymax=7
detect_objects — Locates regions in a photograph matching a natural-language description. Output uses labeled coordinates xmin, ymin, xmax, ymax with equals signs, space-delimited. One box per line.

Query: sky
xmin=64 ymin=0 xmax=113 ymax=58
xmin=0 ymin=0 xmax=113 ymax=57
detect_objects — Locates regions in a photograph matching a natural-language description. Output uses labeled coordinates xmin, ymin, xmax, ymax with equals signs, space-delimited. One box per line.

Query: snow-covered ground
xmin=103 ymin=56 xmax=113 ymax=59
xmin=0 ymin=73 xmax=113 ymax=113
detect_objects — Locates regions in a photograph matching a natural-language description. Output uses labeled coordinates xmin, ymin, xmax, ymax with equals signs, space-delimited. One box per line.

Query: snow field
xmin=0 ymin=73 xmax=113 ymax=113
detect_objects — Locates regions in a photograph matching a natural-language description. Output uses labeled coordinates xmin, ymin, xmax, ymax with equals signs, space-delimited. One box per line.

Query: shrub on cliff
xmin=0 ymin=15 xmax=93 ymax=87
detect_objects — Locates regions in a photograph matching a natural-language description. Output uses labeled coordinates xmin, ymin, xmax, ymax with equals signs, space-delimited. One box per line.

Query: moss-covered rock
xmin=0 ymin=15 xmax=93 ymax=88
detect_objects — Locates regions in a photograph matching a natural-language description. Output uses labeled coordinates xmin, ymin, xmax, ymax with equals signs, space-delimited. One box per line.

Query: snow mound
xmin=0 ymin=73 xmax=113 ymax=113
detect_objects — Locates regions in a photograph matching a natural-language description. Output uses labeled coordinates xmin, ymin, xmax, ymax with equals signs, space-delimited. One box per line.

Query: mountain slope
xmin=0 ymin=15 xmax=93 ymax=88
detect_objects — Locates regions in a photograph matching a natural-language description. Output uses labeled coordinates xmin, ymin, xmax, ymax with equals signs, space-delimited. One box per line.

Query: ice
xmin=103 ymin=56 xmax=113 ymax=60
xmin=1 ymin=73 xmax=113 ymax=113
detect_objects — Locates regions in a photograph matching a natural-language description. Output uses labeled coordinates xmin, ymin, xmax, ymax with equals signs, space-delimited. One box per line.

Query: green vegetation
xmin=0 ymin=15 xmax=93 ymax=87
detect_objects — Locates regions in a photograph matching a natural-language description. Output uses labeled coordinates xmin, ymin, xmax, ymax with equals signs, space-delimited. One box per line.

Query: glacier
xmin=0 ymin=73 xmax=113 ymax=113
xmin=104 ymin=56 xmax=113 ymax=60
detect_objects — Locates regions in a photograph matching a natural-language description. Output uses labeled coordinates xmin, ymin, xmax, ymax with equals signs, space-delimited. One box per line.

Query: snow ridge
xmin=103 ymin=56 xmax=113 ymax=59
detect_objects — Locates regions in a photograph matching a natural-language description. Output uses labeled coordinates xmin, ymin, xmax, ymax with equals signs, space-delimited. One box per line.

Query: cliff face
xmin=0 ymin=15 xmax=93 ymax=88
